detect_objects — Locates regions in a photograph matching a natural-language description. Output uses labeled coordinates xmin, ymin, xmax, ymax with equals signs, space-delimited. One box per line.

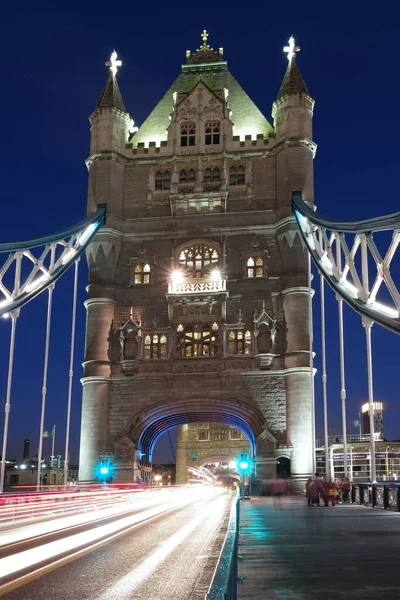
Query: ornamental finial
xmin=201 ymin=29 xmax=209 ymax=47
xmin=283 ymin=36 xmax=300 ymax=63
xmin=105 ymin=50 xmax=122 ymax=77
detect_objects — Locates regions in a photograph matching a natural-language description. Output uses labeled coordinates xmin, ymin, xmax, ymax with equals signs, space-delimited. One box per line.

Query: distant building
xmin=362 ymin=402 xmax=384 ymax=439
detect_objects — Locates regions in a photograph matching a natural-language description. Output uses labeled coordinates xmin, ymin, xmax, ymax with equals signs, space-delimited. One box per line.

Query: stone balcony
xmin=168 ymin=277 xmax=226 ymax=294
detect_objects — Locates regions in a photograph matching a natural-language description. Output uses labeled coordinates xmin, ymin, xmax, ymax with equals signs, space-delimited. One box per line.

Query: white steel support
xmin=338 ymin=298 xmax=348 ymax=477
xmin=64 ymin=259 xmax=79 ymax=486
xmin=36 ymin=283 xmax=55 ymax=491
xmin=308 ymin=253 xmax=316 ymax=473
xmin=320 ymin=273 xmax=330 ymax=477
xmin=0 ymin=312 xmax=18 ymax=493
xmin=364 ymin=318 xmax=377 ymax=483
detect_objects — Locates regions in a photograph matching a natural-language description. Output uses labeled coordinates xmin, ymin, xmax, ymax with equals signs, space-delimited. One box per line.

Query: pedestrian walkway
xmin=238 ymin=496 xmax=400 ymax=599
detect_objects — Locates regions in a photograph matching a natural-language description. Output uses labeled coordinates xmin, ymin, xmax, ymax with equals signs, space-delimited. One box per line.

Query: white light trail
xmin=0 ymin=487 xmax=220 ymax=581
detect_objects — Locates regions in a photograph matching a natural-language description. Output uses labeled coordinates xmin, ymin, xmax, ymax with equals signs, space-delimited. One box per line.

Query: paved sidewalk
xmin=238 ymin=496 xmax=400 ymax=599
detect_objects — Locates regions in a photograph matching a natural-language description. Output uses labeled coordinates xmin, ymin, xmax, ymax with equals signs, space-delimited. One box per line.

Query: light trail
xmin=0 ymin=489 xmax=177 ymax=548
xmin=0 ymin=486 xmax=222 ymax=590
xmin=94 ymin=493 xmax=228 ymax=599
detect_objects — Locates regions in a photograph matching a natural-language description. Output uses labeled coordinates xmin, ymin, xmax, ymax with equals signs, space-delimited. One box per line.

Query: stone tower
xmin=79 ymin=34 xmax=316 ymax=491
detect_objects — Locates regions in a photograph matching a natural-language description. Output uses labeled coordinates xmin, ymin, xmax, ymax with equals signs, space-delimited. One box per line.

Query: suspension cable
xmin=0 ymin=312 xmax=18 ymax=493
xmin=64 ymin=259 xmax=79 ymax=486
xmin=308 ymin=253 xmax=316 ymax=473
xmin=320 ymin=273 xmax=329 ymax=477
xmin=37 ymin=282 xmax=55 ymax=491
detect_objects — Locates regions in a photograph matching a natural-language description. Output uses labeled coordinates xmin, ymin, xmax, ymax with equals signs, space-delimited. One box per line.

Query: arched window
xmin=144 ymin=333 xmax=168 ymax=359
xmin=181 ymin=122 xmax=196 ymax=147
xmin=229 ymin=165 xmax=245 ymax=186
xmin=177 ymin=323 xmax=218 ymax=357
xmin=204 ymin=167 xmax=212 ymax=182
xmin=205 ymin=121 xmax=220 ymax=145
xmin=257 ymin=324 xmax=270 ymax=353
xmin=134 ymin=263 xmax=151 ymax=284
xmin=228 ymin=330 xmax=252 ymax=354
xmin=180 ymin=169 xmax=187 ymax=183
xmin=247 ymin=256 xmax=264 ymax=278
xmin=188 ymin=168 xmax=195 ymax=183
xmin=212 ymin=167 xmax=220 ymax=181
xmin=178 ymin=244 xmax=219 ymax=278
xmin=155 ymin=170 xmax=171 ymax=191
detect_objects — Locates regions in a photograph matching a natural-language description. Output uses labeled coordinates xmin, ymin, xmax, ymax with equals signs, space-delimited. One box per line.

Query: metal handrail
xmin=205 ymin=491 xmax=239 ymax=600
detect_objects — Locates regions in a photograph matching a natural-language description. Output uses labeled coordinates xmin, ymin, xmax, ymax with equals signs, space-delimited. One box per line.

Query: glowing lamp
xmin=210 ymin=269 xmax=220 ymax=280
xmin=100 ymin=466 xmax=109 ymax=475
xmin=239 ymin=460 xmax=249 ymax=470
xmin=171 ymin=270 xmax=183 ymax=283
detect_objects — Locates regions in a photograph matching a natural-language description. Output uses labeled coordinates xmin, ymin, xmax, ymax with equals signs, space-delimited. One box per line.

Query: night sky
xmin=0 ymin=2 xmax=399 ymax=466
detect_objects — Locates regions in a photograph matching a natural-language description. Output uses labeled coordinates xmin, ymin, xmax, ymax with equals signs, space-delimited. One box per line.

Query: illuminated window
xmin=144 ymin=334 xmax=168 ymax=359
xmin=229 ymin=165 xmax=245 ymax=185
xmin=198 ymin=431 xmax=209 ymax=441
xmin=155 ymin=170 xmax=171 ymax=191
xmin=177 ymin=323 xmax=218 ymax=357
xmin=230 ymin=428 xmax=242 ymax=440
xmin=180 ymin=168 xmax=195 ymax=184
xmin=134 ymin=263 xmax=151 ymax=284
xmin=178 ymin=244 xmax=219 ymax=278
xmin=247 ymin=256 xmax=264 ymax=278
xmin=205 ymin=121 xmax=220 ymax=145
xmin=181 ymin=122 xmax=196 ymax=147
xmin=228 ymin=330 xmax=252 ymax=354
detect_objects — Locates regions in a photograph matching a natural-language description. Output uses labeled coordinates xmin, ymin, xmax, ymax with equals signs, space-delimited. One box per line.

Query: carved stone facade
xmin=79 ymin=34 xmax=316 ymax=490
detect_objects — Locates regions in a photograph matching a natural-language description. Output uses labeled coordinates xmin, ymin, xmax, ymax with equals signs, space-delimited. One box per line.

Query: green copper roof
xmin=132 ymin=63 xmax=273 ymax=147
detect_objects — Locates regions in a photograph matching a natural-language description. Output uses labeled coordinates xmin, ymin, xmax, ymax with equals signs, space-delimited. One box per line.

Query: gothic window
xmin=257 ymin=324 xmax=270 ymax=353
xmin=179 ymin=169 xmax=196 ymax=184
xmin=155 ymin=170 xmax=171 ymax=191
xmin=211 ymin=428 xmax=226 ymax=441
xmin=178 ymin=244 xmax=219 ymax=278
xmin=205 ymin=121 xmax=220 ymax=145
xmin=230 ymin=428 xmax=242 ymax=440
xmin=198 ymin=430 xmax=209 ymax=441
xmin=181 ymin=122 xmax=196 ymax=147
xmin=247 ymin=256 xmax=264 ymax=278
xmin=134 ymin=263 xmax=151 ymax=284
xmin=228 ymin=330 xmax=252 ymax=354
xmin=177 ymin=323 xmax=218 ymax=357
xmin=204 ymin=167 xmax=220 ymax=183
xmin=229 ymin=165 xmax=245 ymax=185
xmin=144 ymin=334 xmax=168 ymax=359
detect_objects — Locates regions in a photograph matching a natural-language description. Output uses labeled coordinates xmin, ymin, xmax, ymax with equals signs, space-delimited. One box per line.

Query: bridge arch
xmin=128 ymin=398 xmax=266 ymax=463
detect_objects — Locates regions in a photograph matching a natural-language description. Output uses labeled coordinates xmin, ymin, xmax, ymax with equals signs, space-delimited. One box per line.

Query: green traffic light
xmin=239 ymin=460 xmax=249 ymax=470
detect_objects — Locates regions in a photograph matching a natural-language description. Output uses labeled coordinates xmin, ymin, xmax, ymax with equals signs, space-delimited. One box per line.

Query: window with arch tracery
xmin=144 ymin=333 xmax=168 ymax=359
xmin=229 ymin=165 xmax=245 ymax=185
xmin=247 ymin=256 xmax=264 ymax=278
xmin=204 ymin=167 xmax=220 ymax=183
xmin=178 ymin=244 xmax=219 ymax=278
xmin=134 ymin=263 xmax=151 ymax=284
xmin=181 ymin=122 xmax=196 ymax=147
xmin=177 ymin=323 xmax=218 ymax=357
xmin=205 ymin=121 xmax=220 ymax=145
xmin=179 ymin=168 xmax=195 ymax=184
xmin=155 ymin=170 xmax=171 ymax=191
xmin=228 ymin=330 xmax=252 ymax=354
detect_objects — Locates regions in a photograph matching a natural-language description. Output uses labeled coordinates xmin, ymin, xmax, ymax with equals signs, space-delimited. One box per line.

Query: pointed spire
xmin=94 ymin=50 xmax=126 ymax=112
xmin=276 ymin=36 xmax=310 ymax=100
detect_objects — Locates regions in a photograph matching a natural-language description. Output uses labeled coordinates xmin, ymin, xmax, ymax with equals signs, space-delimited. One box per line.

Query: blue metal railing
xmin=205 ymin=491 xmax=240 ymax=600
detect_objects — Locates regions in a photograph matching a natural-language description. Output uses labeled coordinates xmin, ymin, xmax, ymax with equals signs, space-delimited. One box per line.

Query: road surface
xmin=0 ymin=487 xmax=231 ymax=599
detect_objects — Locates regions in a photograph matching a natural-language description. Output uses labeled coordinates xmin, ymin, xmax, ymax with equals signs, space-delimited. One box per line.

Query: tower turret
xmin=86 ymin=51 xmax=131 ymax=217
xmin=273 ymin=38 xmax=316 ymax=487
xmin=272 ymin=37 xmax=315 ymax=218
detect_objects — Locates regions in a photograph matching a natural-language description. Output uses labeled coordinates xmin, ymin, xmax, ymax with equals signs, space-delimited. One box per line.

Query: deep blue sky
xmin=0 ymin=1 xmax=399 ymax=465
